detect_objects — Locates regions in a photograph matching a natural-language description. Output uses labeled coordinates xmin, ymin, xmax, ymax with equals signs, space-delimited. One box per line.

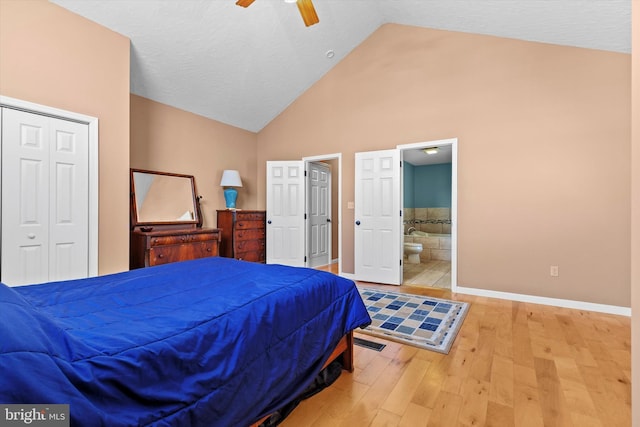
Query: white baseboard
xmin=337 ymin=273 xmax=630 ymax=316
xmin=455 ymin=286 xmax=631 ymax=317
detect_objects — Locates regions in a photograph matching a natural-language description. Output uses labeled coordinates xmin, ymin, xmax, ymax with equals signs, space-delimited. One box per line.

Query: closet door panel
xmin=49 ymin=118 xmax=89 ymax=281
xmin=1 ymin=108 xmax=89 ymax=286
xmin=1 ymin=109 xmax=50 ymax=285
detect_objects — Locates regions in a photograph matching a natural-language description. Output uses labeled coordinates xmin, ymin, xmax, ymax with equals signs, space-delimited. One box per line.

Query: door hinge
xmin=304 ymin=256 xmax=307 ymax=262
xmin=304 ymin=213 xmax=307 ymax=220
xmin=400 ymin=210 xmax=402 ymax=217
xmin=400 ymin=259 xmax=402 ymax=266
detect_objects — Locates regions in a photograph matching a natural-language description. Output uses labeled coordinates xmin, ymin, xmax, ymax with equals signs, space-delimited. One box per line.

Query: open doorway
xmin=398 ymin=139 xmax=457 ymax=291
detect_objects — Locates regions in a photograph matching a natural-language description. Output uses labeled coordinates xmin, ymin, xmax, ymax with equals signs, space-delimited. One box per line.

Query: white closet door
xmin=1 ymin=108 xmax=89 ymax=286
xmin=1 ymin=109 xmax=50 ymax=285
xmin=48 ymin=116 xmax=89 ymax=282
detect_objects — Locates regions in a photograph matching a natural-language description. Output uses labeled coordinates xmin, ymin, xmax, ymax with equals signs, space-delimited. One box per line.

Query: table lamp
xmin=220 ymin=170 xmax=243 ymax=209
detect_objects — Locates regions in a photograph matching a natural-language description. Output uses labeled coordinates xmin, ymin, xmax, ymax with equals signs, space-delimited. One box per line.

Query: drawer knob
xmin=207 ymin=248 xmax=211 ymax=252
xmin=158 ymin=254 xmax=164 ymax=259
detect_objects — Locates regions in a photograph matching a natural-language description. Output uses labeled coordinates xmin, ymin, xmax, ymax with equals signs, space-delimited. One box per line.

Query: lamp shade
xmin=220 ymin=170 xmax=243 ymax=187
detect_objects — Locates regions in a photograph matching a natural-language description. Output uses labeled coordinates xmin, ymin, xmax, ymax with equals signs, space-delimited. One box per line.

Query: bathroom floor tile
xmin=402 ymin=260 xmax=451 ymax=289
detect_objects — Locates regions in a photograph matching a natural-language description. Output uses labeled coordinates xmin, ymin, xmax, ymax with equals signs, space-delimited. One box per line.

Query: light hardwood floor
xmin=282 ymin=276 xmax=631 ymax=427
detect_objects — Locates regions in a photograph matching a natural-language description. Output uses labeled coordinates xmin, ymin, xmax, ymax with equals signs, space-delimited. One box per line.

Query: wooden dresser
xmin=217 ymin=210 xmax=266 ymax=263
xmin=130 ymin=227 xmax=221 ymax=269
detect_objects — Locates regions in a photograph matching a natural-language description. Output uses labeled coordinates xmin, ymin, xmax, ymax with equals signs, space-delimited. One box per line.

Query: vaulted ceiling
xmin=51 ymin=0 xmax=631 ymax=133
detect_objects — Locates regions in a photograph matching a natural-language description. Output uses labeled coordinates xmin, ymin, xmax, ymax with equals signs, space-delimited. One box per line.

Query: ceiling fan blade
xmin=297 ymin=0 xmax=319 ymax=27
xmin=235 ymin=0 xmax=255 ymax=8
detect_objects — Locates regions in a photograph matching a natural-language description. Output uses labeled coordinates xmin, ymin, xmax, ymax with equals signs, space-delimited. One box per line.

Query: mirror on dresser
xmin=129 ymin=168 xmax=220 ymax=269
xmin=130 ymin=168 xmax=202 ymax=229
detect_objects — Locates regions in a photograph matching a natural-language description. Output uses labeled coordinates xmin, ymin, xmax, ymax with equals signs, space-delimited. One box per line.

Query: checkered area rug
xmin=357 ymin=287 xmax=469 ymax=354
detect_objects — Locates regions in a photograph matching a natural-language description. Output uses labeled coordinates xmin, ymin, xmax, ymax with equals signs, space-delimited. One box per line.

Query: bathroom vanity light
xmin=423 ymin=147 xmax=439 ymax=155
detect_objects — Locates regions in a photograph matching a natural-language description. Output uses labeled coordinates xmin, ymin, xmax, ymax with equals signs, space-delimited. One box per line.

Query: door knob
xmin=267 ymin=220 xmax=272 ymax=224
xmin=355 ymin=220 xmax=360 ymax=226
xmin=326 ymin=218 xmax=331 ymax=223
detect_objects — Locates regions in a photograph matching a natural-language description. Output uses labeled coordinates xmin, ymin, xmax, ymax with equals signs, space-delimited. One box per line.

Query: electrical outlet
xmin=550 ymin=266 xmax=559 ymax=277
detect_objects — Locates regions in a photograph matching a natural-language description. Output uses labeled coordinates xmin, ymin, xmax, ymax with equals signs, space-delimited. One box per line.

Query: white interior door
xmin=266 ymin=161 xmax=305 ymax=266
xmin=1 ymin=109 xmax=50 ymax=285
xmin=48 ymin=116 xmax=89 ymax=282
xmin=354 ymin=149 xmax=402 ymax=285
xmin=1 ymin=108 xmax=89 ymax=286
xmin=307 ymin=162 xmax=331 ymax=268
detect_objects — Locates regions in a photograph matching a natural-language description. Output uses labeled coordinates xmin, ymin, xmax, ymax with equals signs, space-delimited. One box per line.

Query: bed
xmin=0 ymin=257 xmax=371 ymax=426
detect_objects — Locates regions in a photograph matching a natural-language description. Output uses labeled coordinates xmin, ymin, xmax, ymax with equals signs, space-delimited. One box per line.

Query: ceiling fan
xmin=235 ymin=0 xmax=319 ymax=27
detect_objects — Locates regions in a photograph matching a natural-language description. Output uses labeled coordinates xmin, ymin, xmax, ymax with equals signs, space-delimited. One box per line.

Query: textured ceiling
xmin=50 ymin=0 xmax=631 ymax=133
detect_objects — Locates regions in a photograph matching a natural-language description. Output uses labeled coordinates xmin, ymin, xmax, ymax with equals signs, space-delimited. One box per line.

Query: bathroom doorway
xmin=398 ymin=139 xmax=457 ymax=290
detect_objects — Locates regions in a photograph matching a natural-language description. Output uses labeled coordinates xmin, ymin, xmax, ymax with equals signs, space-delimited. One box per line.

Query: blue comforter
xmin=0 ymin=257 xmax=370 ymax=426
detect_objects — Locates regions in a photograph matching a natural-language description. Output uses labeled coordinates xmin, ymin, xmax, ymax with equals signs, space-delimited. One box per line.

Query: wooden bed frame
xmin=249 ymin=331 xmax=354 ymax=426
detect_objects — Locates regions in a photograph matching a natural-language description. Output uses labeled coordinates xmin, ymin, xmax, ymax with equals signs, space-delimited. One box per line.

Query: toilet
xmin=404 ymin=242 xmax=423 ymax=264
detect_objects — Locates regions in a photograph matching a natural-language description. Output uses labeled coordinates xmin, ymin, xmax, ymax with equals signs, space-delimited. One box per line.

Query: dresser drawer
xmin=149 ymin=242 xmax=217 ymax=266
xmin=236 ymin=250 xmax=266 ymax=263
xmin=235 ymin=239 xmax=265 ymax=253
xmin=131 ymin=228 xmax=221 ymax=269
xmin=236 ymin=212 xmax=266 ymax=221
xmin=235 ymin=220 xmax=264 ymax=230
xmin=150 ymin=232 xmax=218 ymax=246
xmin=234 ymin=228 xmax=265 ymax=241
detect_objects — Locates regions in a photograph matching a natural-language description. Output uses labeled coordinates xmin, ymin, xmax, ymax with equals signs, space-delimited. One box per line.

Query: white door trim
xmin=303 ymin=153 xmax=341 ymax=274
xmin=1 ymin=95 xmax=99 ymax=278
xmin=397 ymin=137 xmax=458 ymax=291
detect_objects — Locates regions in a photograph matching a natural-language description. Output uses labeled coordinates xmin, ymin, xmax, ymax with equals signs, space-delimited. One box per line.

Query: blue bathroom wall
xmin=404 ymin=162 xmax=452 ymax=208
xmin=403 ymin=161 xmax=415 ymax=208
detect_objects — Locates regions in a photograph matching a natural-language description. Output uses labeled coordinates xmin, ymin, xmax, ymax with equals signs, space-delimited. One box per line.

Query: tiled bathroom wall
xmin=404 ymin=208 xmax=451 ymax=234
xmin=404 ymin=207 xmax=452 ymax=262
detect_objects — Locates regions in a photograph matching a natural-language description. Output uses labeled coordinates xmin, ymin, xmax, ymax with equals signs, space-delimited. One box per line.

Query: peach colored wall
xmin=0 ymin=0 xmax=130 ymax=274
xmin=631 ymin=1 xmax=639 ymax=424
xmin=130 ymin=95 xmax=258 ymax=228
xmin=257 ymin=24 xmax=631 ymax=307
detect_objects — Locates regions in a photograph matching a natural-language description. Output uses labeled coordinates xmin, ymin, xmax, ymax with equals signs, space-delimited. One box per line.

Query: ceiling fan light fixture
xmin=297 ymin=0 xmax=319 ymax=27
xmin=235 ymin=0 xmax=255 ymax=7
xmin=423 ymin=147 xmax=439 ymax=155
xmin=237 ymin=0 xmax=319 ymax=27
